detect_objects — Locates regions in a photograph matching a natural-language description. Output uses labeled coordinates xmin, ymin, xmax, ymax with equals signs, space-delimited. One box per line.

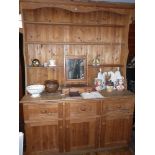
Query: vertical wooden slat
xmin=42 ymin=125 xmax=48 ymax=150
xmin=65 ymin=120 xmax=70 ymax=152
xmin=58 ymin=120 xmax=64 ymax=152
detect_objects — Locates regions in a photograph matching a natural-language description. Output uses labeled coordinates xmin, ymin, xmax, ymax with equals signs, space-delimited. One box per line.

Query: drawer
xmin=23 ymin=102 xmax=63 ymax=121
xmin=67 ymin=100 xmax=100 ymax=118
xmin=102 ymin=98 xmax=134 ymax=114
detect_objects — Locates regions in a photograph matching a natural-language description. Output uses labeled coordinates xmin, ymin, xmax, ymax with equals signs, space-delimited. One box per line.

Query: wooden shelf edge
xmin=88 ymin=64 xmax=124 ymax=67
xmin=25 ymin=41 xmax=125 ymax=45
xmin=24 ymin=21 xmax=125 ymax=27
xmin=26 ymin=66 xmax=63 ymax=68
xmin=27 ymin=64 xmax=124 ymax=68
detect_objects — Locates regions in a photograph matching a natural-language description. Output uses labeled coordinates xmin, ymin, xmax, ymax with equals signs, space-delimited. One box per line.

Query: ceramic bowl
xmin=26 ymin=84 xmax=45 ymax=97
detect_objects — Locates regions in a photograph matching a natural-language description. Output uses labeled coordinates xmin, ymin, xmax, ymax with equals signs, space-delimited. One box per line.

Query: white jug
xmin=48 ymin=59 xmax=56 ymax=66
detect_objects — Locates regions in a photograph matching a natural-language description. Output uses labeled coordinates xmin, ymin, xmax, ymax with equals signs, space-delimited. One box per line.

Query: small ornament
xmin=48 ymin=51 xmax=56 ymax=66
xmin=92 ymin=54 xmax=100 ymax=66
xmin=94 ymin=68 xmax=107 ymax=91
xmin=31 ymin=59 xmax=40 ymax=67
xmin=106 ymin=80 xmax=114 ymax=92
xmin=94 ymin=79 xmax=103 ymax=91
xmin=97 ymin=68 xmax=103 ymax=79
xmin=114 ymin=67 xmax=122 ymax=80
xmin=48 ymin=59 xmax=56 ymax=66
xmin=116 ymin=76 xmax=125 ymax=91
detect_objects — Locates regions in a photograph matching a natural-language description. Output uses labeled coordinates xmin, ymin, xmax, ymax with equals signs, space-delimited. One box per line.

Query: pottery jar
xmin=44 ymin=80 xmax=59 ymax=93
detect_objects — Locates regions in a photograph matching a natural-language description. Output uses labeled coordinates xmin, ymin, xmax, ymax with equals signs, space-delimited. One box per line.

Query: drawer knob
xmin=47 ymin=112 xmax=53 ymax=115
xmin=80 ymin=106 xmax=86 ymax=111
xmin=41 ymin=110 xmax=47 ymax=114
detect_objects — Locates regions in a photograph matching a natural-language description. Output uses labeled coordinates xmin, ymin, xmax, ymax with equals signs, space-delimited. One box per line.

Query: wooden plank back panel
xmin=25 ymin=24 xmax=65 ymax=42
xmin=27 ymin=67 xmax=64 ymax=85
xmin=25 ymin=23 xmax=125 ymax=44
xmin=26 ymin=44 xmax=122 ymax=67
xmin=65 ymin=45 xmax=122 ymax=64
xmin=23 ymin=8 xmax=127 ymax=25
xmin=27 ymin=44 xmax=64 ymax=66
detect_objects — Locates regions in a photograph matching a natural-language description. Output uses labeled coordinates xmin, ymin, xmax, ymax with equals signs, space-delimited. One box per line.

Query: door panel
xmin=25 ymin=120 xmax=63 ymax=153
xmin=65 ymin=118 xmax=100 ymax=152
xmin=100 ymin=116 xmax=132 ymax=147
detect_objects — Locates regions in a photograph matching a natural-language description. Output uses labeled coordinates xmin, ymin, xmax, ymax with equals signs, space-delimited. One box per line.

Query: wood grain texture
xmin=20 ymin=2 xmax=134 ymax=155
xmin=66 ymin=118 xmax=99 ymax=152
xmin=21 ymin=6 xmax=133 ymax=86
xmin=20 ymin=0 xmax=134 ymax=14
xmin=25 ymin=122 xmax=60 ymax=153
xmin=24 ymin=148 xmax=133 ymax=155
xmin=22 ymin=94 xmax=134 ymax=155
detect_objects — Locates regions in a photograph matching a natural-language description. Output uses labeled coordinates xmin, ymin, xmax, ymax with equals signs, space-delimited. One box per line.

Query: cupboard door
xmin=25 ymin=120 xmax=64 ymax=154
xmin=65 ymin=118 xmax=100 ymax=152
xmin=100 ymin=115 xmax=133 ymax=147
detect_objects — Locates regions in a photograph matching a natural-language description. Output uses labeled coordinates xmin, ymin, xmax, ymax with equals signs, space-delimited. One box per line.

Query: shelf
xmin=88 ymin=64 xmax=124 ymax=67
xmin=27 ymin=64 xmax=123 ymax=68
xmin=24 ymin=21 xmax=125 ymax=27
xmin=25 ymin=41 xmax=125 ymax=46
xmin=27 ymin=66 xmax=63 ymax=68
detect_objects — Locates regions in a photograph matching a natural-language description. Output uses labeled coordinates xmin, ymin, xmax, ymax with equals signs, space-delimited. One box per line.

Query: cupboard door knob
xmin=80 ymin=107 xmax=86 ymax=111
xmin=80 ymin=105 xmax=87 ymax=111
xmin=48 ymin=112 xmax=53 ymax=115
xmin=41 ymin=110 xmax=47 ymax=114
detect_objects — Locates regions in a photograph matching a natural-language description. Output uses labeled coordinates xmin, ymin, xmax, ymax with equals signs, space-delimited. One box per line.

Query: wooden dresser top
xmin=20 ymin=90 xmax=134 ymax=103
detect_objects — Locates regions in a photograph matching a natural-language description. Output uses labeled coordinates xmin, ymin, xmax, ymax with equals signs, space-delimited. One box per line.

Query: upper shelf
xmin=25 ymin=41 xmax=125 ymax=45
xmin=24 ymin=21 xmax=126 ymax=27
xmin=26 ymin=64 xmax=124 ymax=68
